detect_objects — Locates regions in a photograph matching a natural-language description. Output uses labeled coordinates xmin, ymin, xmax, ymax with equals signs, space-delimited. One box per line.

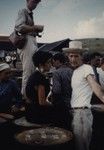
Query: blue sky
xmin=0 ymin=0 xmax=104 ymax=43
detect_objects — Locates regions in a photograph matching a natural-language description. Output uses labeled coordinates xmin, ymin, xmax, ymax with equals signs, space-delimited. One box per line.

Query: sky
xmin=0 ymin=0 xmax=104 ymax=43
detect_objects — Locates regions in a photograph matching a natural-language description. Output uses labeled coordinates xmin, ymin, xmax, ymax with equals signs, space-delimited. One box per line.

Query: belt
xmin=71 ymin=106 xmax=89 ymax=110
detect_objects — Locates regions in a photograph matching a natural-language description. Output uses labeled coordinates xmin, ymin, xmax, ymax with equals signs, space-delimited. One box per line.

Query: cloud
xmin=41 ymin=0 xmax=56 ymax=7
xmin=51 ymin=0 xmax=70 ymax=15
xmin=72 ymin=12 xmax=104 ymax=39
xmin=50 ymin=0 xmax=91 ymax=16
xmin=38 ymin=23 xmax=70 ymax=43
xmin=33 ymin=3 xmax=104 ymax=42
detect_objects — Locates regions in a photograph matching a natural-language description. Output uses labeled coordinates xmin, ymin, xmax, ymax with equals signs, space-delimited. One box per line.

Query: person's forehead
xmin=68 ymin=52 xmax=81 ymax=56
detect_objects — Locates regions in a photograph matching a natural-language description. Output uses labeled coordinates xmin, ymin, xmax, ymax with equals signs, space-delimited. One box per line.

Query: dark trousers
xmin=25 ymin=103 xmax=54 ymax=124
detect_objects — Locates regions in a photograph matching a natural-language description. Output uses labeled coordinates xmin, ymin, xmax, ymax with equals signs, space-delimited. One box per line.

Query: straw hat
xmin=62 ymin=40 xmax=83 ymax=53
xmin=0 ymin=63 xmax=10 ymax=72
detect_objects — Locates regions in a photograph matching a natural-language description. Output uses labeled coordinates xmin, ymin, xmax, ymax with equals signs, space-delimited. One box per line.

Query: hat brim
xmin=0 ymin=63 xmax=10 ymax=72
xmin=62 ymin=48 xmax=83 ymax=53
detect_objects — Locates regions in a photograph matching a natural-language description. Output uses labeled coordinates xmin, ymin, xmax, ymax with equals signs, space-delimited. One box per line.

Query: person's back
xmin=26 ymin=70 xmax=50 ymax=104
xmin=52 ymin=65 xmax=72 ymax=108
xmin=52 ymin=53 xmax=73 ymax=129
xmin=52 ymin=53 xmax=73 ymax=107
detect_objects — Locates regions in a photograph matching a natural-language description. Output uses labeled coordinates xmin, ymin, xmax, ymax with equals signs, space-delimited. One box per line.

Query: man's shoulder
xmin=18 ymin=8 xmax=28 ymax=15
xmin=57 ymin=66 xmax=73 ymax=74
xmin=76 ymin=64 xmax=92 ymax=71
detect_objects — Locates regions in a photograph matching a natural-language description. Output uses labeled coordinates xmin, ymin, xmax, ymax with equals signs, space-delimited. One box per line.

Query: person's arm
xmin=12 ymin=80 xmax=22 ymax=107
xmin=15 ymin=9 xmax=44 ymax=34
xmin=87 ymin=74 xmax=104 ymax=102
xmin=38 ymin=85 xmax=51 ymax=106
xmin=18 ymin=24 xmax=44 ymax=34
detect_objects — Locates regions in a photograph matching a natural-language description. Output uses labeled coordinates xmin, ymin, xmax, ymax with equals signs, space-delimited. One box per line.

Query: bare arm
xmin=87 ymin=74 xmax=104 ymax=103
xmin=38 ymin=85 xmax=51 ymax=106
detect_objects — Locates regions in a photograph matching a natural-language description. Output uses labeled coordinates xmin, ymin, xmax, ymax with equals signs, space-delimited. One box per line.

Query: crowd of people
xmin=0 ymin=40 xmax=104 ymax=149
xmin=0 ymin=0 xmax=104 ymax=150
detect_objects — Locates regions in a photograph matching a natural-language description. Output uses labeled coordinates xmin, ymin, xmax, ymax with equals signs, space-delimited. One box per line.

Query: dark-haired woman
xmin=25 ymin=51 xmax=53 ymax=124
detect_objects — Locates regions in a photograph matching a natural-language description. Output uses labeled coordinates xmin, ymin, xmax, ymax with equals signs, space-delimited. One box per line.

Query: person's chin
xmin=32 ymin=5 xmax=37 ymax=9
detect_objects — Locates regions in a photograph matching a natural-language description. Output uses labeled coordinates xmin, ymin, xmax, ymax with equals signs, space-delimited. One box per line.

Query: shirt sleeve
xmin=15 ymin=9 xmax=27 ymax=32
xmin=84 ymin=65 xmax=95 ymax=78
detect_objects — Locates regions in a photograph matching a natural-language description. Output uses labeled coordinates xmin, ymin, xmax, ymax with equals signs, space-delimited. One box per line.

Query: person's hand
xmin=46 ymin=100 xmax=52 ymax=106
xmin=19 ymin=106 xmax=25 ymax=112
xmin=46 ymin=91 xmax=53 ymax=103
xmin=11 ymin=105 xmax=20 ymax=113
xmin=35 ymin=25 xmax=44 ymax=32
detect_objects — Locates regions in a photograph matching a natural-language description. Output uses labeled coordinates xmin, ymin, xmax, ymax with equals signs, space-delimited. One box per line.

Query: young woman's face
xmin=43 ymin=59 xmax=52 ymax=72
xmin=0 ymin=69 xmax=11 ymax=81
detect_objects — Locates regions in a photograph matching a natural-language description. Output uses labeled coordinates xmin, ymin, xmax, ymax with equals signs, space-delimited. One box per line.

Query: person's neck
xmin=56 ymin=63 xmax=63 ymax=69
xmin=27 ymin=7 xmax=33 ymax=13
xmin=75 ymin=62 xmax=83 ymax=69
xmin=37 ymin=67 xmax=45 ymax=74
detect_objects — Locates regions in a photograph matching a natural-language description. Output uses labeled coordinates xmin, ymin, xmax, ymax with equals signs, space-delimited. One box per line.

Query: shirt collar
xmin=26 ymin=8 xmax=33 ymax=14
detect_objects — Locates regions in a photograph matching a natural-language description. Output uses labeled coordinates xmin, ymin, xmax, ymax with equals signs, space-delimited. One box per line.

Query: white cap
xmin=0 ymin=63 xmax=10 ymax=72
xmin=62 ymin=40 xmax=83 ymax=53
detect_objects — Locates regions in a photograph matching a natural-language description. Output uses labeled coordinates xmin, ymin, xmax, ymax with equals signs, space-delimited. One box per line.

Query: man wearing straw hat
xmin=63 ymin=40 xmax=104 ymax=150
xmin=63 ymin=40 xmax=85 ymax=69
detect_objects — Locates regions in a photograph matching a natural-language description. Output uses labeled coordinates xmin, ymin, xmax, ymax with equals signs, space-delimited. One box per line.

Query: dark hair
xmin=52 ymin=53 xmax=67 ymax=64
xmin=101 ymin=57 xmax=104 ymax=65
xmin=89 ymin=52 xmax=102 ymax=60
xmin=27 ymin=0 xmax=41 ymax=2
xmin=32 ymin=51 xmax=52 ymax=67
xmin=82 ymin=52 xmax=91 ymax=63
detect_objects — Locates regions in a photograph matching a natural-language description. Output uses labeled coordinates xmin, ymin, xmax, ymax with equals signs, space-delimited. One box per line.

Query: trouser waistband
xmin=71 ymin=106 xmax=89 ymax=110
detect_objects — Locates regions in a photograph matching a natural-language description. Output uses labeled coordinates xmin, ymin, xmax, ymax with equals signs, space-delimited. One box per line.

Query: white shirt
xmin=71 ymin=64 xmax=94 ymax=108
xmin=97 ymin=67 xmax=104 ymax=89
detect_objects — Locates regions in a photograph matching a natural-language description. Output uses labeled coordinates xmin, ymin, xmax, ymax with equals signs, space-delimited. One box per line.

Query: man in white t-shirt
xmin=63 ymin=41 xmax=104 ymax=150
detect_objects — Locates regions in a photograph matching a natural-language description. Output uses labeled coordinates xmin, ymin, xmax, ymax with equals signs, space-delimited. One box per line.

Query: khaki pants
xmin=71 ymin=109 xmax=93 ymax=150
xmin=19 ymin=35 xmax=38 ymax=97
